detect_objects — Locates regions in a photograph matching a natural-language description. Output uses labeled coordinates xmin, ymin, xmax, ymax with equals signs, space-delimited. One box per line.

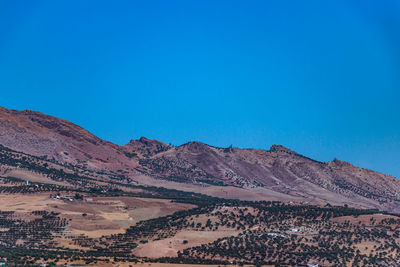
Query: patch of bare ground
xmin=0 ymin=193 xmax=195 ymax=240
xmin=68 ymin=199 xmax=190 ymax=240
xmin=331 ymin=213 xmax=400 ymax=226
xmin=133 ymin=229 xmax=240 ymax=258
xmin=118 ymin=197 xmax=196 ymax=223
xmin=60 ymin=197 xmax=194 ymax=238
xmin=0 ymin=193 xmax=53 ymax=212
xmin=1 ymin=167 xmax=71 ymax=186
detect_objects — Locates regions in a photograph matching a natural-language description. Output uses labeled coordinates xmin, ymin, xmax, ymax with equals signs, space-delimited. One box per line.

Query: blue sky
xmin=0 ymin=1 xmax=399 ymax=177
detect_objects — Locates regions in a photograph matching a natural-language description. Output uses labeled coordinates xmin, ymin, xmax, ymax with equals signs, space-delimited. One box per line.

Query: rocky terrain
xmin=0 ymin=106 xmax=400 ymax=213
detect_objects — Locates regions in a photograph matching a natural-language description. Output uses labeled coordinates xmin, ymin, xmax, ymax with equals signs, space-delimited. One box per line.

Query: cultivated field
xmin=0 ymin=193 xmax=194 ymax=239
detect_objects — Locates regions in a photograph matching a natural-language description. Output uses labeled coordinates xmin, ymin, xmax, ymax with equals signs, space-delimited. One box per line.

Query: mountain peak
xmin=330 ymin=157 xmax=353 ymax=167
xmin=179 ymin=141 xmax=212 ymax=150
xmin=127 ymin=136 xmax=170 ymax=147
xmin=124 ymin=136 xmax=171 ymax=157
xmin=269 ymin=144 xmax=294 ymax=154
xmin=139 ymin=136 xmax=150 ymax=142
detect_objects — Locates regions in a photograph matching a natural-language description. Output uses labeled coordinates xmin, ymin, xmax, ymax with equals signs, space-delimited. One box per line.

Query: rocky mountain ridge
xmin=0 ymin=106 xmax=399 ymax=212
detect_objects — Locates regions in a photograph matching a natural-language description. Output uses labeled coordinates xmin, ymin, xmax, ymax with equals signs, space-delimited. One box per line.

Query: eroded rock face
xmin=269 ymin=144 xmax=295 ymax=154
xmin=122 ymin=136 xmax=171 ymax=158
xmin=1 ymin=106 xmax=400 ymax=212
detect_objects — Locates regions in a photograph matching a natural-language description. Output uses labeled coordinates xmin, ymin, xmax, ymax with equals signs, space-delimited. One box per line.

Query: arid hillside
xmin=0 ymin=106 xmax=137 ymax=172
xmin=0 ymin=107 xmax=400 ymax=266
xmin=1 ymin=106 xmax=400 ymax=212
xmin=139 ymin=142 xmax=400 ymax=212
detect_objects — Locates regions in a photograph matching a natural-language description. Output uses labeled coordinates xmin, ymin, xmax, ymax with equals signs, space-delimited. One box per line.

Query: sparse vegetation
xmin=0 ymin=135 xmax=399 ymax=266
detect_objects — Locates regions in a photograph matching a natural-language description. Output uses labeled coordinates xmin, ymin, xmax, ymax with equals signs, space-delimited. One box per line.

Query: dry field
xmin=133 ymin=229 xmax=240 ymax=258
xmin=0 ymin=193 xmax=195 ymax=239
xmin=330 ymin=213 xmax=399 ymax=226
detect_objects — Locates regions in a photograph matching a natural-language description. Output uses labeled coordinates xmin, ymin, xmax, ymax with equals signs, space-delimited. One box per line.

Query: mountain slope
xmin=0 ymin=106 xmax=399 ymax=212
xmin=0 ymin=107 xmax=135 ymax=172
xmin=137 ymin=142 xmax=400 ymax=212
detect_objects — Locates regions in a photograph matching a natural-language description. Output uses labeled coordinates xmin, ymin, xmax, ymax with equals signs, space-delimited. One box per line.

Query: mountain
xmin=1 ymin=106 xmax=400 ymax=212
xmin=0 ymin=106 xmax=135 ymax=172
xmin=136 ymin=141 xmax=400 ymax=212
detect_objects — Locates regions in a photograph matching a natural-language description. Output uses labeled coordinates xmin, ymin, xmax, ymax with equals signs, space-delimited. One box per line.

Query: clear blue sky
xmin=0 ymin=1 xmax=399 ymax=177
